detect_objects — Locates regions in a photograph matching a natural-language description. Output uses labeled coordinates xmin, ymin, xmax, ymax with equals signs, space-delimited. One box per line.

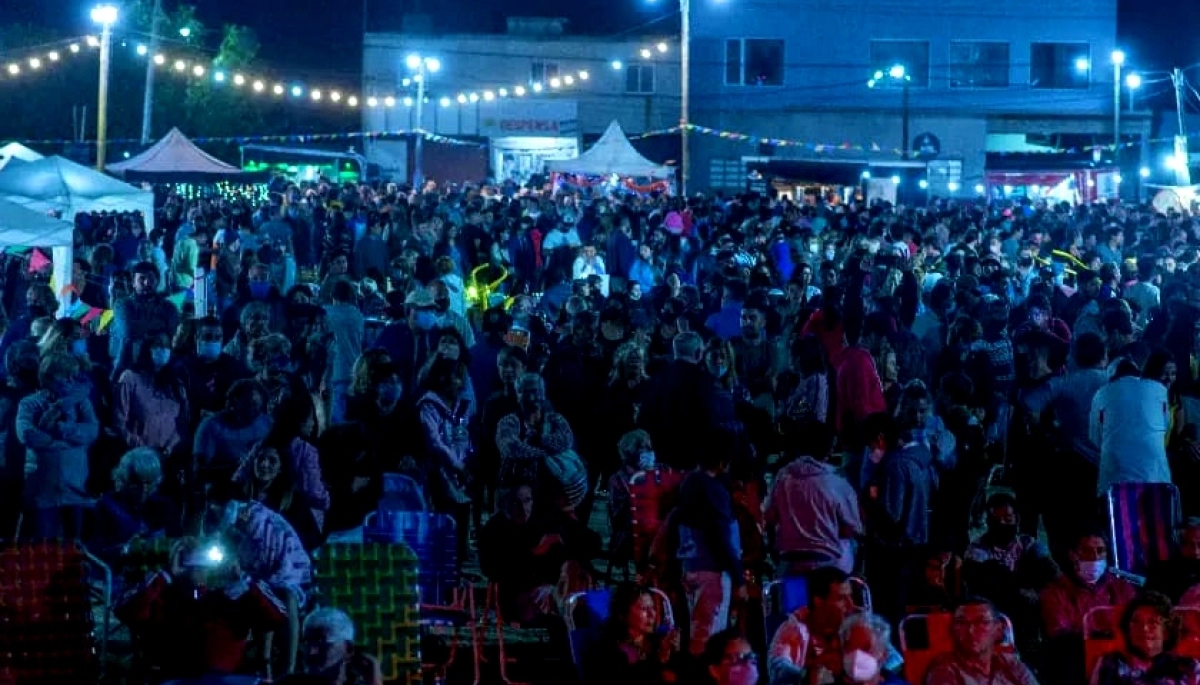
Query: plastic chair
xmin=899 ymin=611 xmax=1015 ymax=684
xmin=1084 ymin=606 xmax=1121 ymax=679
xmin=1107 ymin=483 xmax=1180 ymax=582
xmin=565 ymin=588 xmax=674 ymax=684
xmin=363 ymin=510 xmax=485 ymax=685
xmin=380 ymin=473 xmax=428 ymax=513
xmin=761 ymin=575 xmax=872 ymax=648
xmin=0 ymin=540 xmax=112 ymax=684
xmin=312 ymin=542 xmax=422 ymax=685
xmin=1175 ymin=607 xmax=1200 ymax=659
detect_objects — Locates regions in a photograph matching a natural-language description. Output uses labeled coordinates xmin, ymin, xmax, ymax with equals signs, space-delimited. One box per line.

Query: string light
xmin=0 ymin=32 xmax=604 ymax=113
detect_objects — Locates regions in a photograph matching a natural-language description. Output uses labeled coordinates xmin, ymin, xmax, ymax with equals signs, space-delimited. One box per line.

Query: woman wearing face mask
xmin=703 ymin=629 xmax=760 ymax=685
xmin=113 ymin=332 xmax=190 ymax=461
xmin=837 ymin=613 xmax=908 ymax=684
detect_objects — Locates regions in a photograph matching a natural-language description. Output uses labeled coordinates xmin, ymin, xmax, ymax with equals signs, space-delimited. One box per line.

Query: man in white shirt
xmin=1090 ymin=360 xmax=1171 ymax=497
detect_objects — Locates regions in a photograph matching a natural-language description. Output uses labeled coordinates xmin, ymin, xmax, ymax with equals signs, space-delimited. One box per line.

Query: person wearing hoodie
xmin=675 ymin=428 xmax=745 ymax=657
xmin=764 ymin=423 xmax=863 ymax=577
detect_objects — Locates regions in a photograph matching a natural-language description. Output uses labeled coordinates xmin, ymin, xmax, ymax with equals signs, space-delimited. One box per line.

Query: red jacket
xmin=116 ymin=570 xmax=287 ymax=679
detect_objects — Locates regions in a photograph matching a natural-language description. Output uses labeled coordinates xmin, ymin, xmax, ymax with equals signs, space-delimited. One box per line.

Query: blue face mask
xmin=414 ymin=311 xmax=438 ymax=331
xmin=249 ymin=282 xmax=271 ymax=299
xmin=198 ymin=341 xmax=222 ymax=361
xmin=70 ymin=339 xmax=88 ymax=357
xmin=150 ymin=347 xmax=171 ymax=368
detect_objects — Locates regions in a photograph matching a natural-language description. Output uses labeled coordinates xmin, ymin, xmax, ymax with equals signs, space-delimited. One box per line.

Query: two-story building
xmin=687 ymin=0 xmax=1147 ymax=198
xmin=362 ymin=17 xmax=681 ymax=183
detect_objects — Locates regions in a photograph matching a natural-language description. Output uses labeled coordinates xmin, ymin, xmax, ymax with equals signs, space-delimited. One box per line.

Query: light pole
xmin=91 ymin=4 xmax=118 ymax=171
xmin=1112 ymin=50 xmax=1124 ymax=149
xmin=869 ymin=64 xmax=911 ymax=157
xmin=406 ymin=54 xmax=440 ymax=190
xmin=680 ymin=0 xmax=690 ymax=196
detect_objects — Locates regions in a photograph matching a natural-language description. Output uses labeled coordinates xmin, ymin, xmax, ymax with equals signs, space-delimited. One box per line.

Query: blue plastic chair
xmin=379 ymin=473 xmax=427 ymax=512
xmin=364 ymin=509 xmax=459 ymax=605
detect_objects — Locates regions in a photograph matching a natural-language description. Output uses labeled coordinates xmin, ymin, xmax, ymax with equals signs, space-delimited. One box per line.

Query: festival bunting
xmin=28 ymin=248 xmax=50 ymax=273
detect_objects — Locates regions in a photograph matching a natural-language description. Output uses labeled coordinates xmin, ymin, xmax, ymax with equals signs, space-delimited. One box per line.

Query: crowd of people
xmin=3 ymin=179 xmax=1200 ymax=685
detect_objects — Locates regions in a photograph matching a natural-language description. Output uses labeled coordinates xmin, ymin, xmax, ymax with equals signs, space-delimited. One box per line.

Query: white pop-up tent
xmin=0 ymin=142 xmax=44 ymax=171
xmin=0 ymin=155 xmax=154 ymax=305
xmin=0 ymin=155 xmax=154 ymax=227
xmin=0 ymin=197 xmax=76 ymax=312
xmin=545 ymin=120 xmax=673 ymax=179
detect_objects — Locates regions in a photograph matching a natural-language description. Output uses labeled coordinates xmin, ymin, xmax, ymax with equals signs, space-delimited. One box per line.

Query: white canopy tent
xmin=0 ymin=198 xmax=76 ymax=314
xmin=0 ymin=155 xmax=154 ymax=305
xmin=0 ymin=142 xmax=44 ymax=171
xmin=545 ymin=120 xmax=673 ymax=179
xmin=0 ymin=155 xmax=154 ymax=225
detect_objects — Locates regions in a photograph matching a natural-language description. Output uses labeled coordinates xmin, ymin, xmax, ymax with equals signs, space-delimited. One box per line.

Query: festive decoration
xmin=629 ymin=123 xmax=1175 ymax=158
xmin=0 ymin=33 xmax=594 ymax=113
xmin=16 ymin=127 xmax=486 ymax=149
xmin=27 ymin=248 xmax=50 ymax=273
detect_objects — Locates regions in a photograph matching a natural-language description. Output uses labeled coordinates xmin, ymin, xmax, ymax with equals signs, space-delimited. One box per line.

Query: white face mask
xmin=1076 ymin=559 xmax=1107 ymax=584
xmin=843 ymin=649 xmax=880 ymax=683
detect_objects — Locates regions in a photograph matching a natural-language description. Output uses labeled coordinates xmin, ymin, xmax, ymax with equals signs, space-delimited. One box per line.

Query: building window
xmin=1030 ymin=42 xmax=1090 ymax=89
xmin=724 ymin=39 xmax=785 ymax=86
xmin=869 ymin=40 xmax=931 ymax=87
xmin=709 ymin=158 xmax=747 ymax=190
xmin=949 ymin=41 xmax=1010 ymax=88
xmin=625 ymin=64 xmax=655 ymax=94
xmin=530 ymin=61 xmax=559 ymax=84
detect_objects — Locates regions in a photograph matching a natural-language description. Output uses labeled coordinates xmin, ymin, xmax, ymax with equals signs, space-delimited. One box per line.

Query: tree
xmin=182 ymin=24 xmax=264 ymax=138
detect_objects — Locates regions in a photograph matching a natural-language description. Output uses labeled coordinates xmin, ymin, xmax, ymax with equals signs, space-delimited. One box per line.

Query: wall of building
xmin=362 ymin=33 xmax=682 ymax=136
xmin=689 ymin=0 xmax=1118 ymax=117
xmin=690 ymin=109 xmax=988 ymax=192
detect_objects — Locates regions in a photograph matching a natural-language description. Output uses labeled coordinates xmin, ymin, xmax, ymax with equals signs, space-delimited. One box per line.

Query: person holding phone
xmin=115 ymin=537 xmax=287 ymax=683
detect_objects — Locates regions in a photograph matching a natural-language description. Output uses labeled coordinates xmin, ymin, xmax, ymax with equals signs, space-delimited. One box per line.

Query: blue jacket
xmin=675 ymin=470 xmax=743 ymax=585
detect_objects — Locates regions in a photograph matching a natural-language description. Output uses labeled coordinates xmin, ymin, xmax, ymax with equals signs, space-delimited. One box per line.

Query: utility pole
xmin=1172 ymin=68 xmax=1192 ymax=186
xmin=140 ymin=0 xmax=164 ymax=144
xmin=679 ymin=0 xmax=690 ymax=196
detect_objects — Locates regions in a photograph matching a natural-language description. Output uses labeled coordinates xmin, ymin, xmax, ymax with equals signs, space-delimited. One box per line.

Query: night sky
xmin=3 ymin=0 xmax=1198 ymax=100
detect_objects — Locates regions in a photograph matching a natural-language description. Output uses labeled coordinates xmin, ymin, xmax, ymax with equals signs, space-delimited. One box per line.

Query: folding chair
xmin=312 ymin=542 xmax=422 ymax=685
xmin=381 ymin=473 xmax=428 ymax=512
xmin=761 ymin=575 xmax=872 ymax=647
xmin=1083 ymin=606 xmax=1121 ymax=679
xmin=899 ymin=611 xmax=1015 ymax=684
xmin=1107 ymin=483 xmax=1180 ymax=582
xmin=1175 ymin=607 xmax=1200 ymax=659
xmin=564 ymin=588 xmax=674 ymax=685
xmin=0 ymin=540 xmax=111 ymax=685
xmin=365 ymin=510 xmax=486 ymax=685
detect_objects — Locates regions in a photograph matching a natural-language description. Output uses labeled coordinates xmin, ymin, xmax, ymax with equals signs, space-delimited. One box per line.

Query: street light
xmin=90 ymin=4 xmax=118 ymax=171
xmin=868 ymin=63 xmax=912 ymax=157
xmin=1125 ymin=72 xmax=1141 ymax=111
xmin=406 ymin=54 xmax=441 ymax=189
xmin=178 ymin=26 xmax=191 ymax=38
